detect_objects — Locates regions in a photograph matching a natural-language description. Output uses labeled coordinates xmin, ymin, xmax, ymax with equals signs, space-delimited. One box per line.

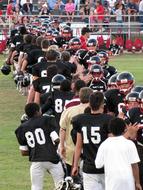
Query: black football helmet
xmin=87 ymin=38 xmax=97 ymax=52
xmin=90 ymin=64 xmax=104 ymax=80
xmin=116 ymin=71 xmax=134 ymax=94
xmin=87 ymin=55 xmax=101 ymax=67
xmin=75 ymin=49 xmax=88 ymax=65
xmin=56 ymin=176 xmax=81 ymax=190
xmin=61 ymin=26 xmax=72 ymax=39
xmin=46 ymin=29 xmax=53 ymax=40
xmin=1 ymin=64 xmax=11 ymax=75
xmin=138 ymin=90 xmax=143 ymax=111
xmin=107 ymin=73 xmax=118 ymax=89
xmin=52 ymin=74 xmax=66 ymax=89
xmin=131 ymin=86 xmax=143 ymax=93
xmin=69 ymin=38 xmax=81 ymax=50
xmin=125 ymin=92 xmax=139 ymax=103
xmin=21 ymin=73 xmax=31 ymax=87
xmin=97 ymin=51 xmax=109 ymax=65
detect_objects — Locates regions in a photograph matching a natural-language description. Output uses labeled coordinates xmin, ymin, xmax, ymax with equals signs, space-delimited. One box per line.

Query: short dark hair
xmin=89 ymin=92 xmax=104 ymax=111
xmin=81 ymin=27 xmax=90 ymax=35
xmin=60 ymin=79 xmax=71 ymax=91
xmin=36 ymin=36 xmax=44 ymax=47
xmin=79 ymin=87 xmax=93 ymax=103
xmin=46 ymin=49 xmax=58 ymax=61
xmin=109 ymin=118 xmax=126 ymax=136
xmin=41 ymin=39 xmax=49 ymax=49
xmin=61 ymin=51 xmax=70 ymax=62
xmin=74 ymin=79 xmax=86 ymax=93
xmin=25 ymin=103 xmax=40 ymax=118
xmin=24 ymin=34 xmax=33 ymax=44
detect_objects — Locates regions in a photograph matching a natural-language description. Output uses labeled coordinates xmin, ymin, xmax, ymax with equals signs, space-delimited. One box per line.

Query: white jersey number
xmin=82 ymin=126 xmax=101 ymax=144
xmin=25 ymin=128 xmax=46 ymax=148
xmin=42 ymin=85 xmax=50 ymax=93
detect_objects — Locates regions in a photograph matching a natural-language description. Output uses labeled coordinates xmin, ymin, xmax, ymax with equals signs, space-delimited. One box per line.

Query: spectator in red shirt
xmin=6 ymin=0 xmax=14 ymax=16
xmin=94 ymin=1 xmax=105 ymax=32
xmin=80 ymin=27 xmax=90 ymax=50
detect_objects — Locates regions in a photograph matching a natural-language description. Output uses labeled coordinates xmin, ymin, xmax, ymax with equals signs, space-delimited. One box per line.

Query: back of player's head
xmin=25 ymin=103 xmax=40 ymax=118
xmin=79 ymin=87 xmax=93 ymax=103
xmin=47 ymin=65 xmax=58 ymax=80
xmin=60 ymin=79 xmax=71 ymax=91
xmin=61 ymin=51 xmax=70 ymax=62
xmin=109 ymin=118 xmax=126 ymax=136
xmin=31 ymin=35 xmax=37 ymax=45
xmin=46 ymin=49 xmax=59 ymax=61
xmin=36 ymin=36 xmax=44 ymax=47
xmin=89 ymin=91 xmax=104 ymax=111
xmin=23 ymin=34 xmax=33 ymax=44
xmin=41 ymin=39 xmax=49 ymax=49
xmin=74 ymin=79 xmax=86 ymax=93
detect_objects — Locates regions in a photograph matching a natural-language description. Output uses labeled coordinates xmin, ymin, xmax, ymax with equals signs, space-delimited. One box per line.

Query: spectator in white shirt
xmin=95 ymin=117 xmax=142 ymax=190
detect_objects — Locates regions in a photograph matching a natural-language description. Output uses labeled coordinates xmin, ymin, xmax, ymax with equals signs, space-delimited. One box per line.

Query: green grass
xmin=0 ymin=53 xmax=143 ymax=190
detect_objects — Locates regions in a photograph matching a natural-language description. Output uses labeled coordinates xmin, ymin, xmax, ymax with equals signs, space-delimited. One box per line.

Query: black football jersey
xmin=83 ymin=51 xmax=98 ymax=69
xmin=33 ymin=77 xmax=52 ymax=94
xmin=104 ymin=89 xmax=125 ymax=115
xmin=42 ymin=90 xmax=74 ymax=127
xmin=27 ymin=48 xmax=45 ymax=66
xmin=55 ymin=36 xmax=69 ymax=48
xmin=103 ymin=65 xmax=117 ymax=78
xmin=88 ymin=79 xmax=107 ymax=92
xmin=15 ymin=115 xmax=60 ymax=163
xmin=109 ymin=44 xmax=120 ymax=54
xmin=72 ymin=113 xmax=113 ymax=174
xmin=127 ymin=107 xmax=143 ymax=144
xmin=32 ymin=60 xmax=50 ymax=78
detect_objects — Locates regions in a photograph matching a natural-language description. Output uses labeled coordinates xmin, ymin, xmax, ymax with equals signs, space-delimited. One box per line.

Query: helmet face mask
xmin=69 ymin=38 xmax=81 ymax=50
xmin=124 ymin=92 xmax=139 ymax=110
xmin=90 ymin=64 xmax=103 ymax=81
xmin=117 ymin=72 xmax=134 ymax=95
xmin=87 ymin=39 xmax=97 ymax=52
xmin=108 ymin=73 xmax=118 ymax=90
xmin=97 ymin=52 xmax=109 ymax=66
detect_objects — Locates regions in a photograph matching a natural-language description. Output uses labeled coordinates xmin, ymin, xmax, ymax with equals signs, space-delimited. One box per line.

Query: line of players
xmin=2 ymin=19 xmax=143 ymax=189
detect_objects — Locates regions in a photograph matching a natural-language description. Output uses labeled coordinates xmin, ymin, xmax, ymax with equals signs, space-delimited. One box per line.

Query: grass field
xmin=0 ymin=53 xmax=143 ymax=190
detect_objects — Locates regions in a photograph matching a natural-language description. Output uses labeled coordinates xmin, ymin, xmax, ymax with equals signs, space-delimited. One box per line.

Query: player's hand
xmin=71 ymin=166 xmax=78 ymax=176
xmin=124 ymin=123 xmax=139 ymax=140
xmin=59 ymin=146 xmax=66 ymax=160
xmin=135 ymin=183 xmax=142 ymax=190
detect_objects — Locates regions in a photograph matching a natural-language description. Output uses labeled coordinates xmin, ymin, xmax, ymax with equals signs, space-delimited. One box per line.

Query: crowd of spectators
xmin=0 ymin=0 xmax=143 ymax=31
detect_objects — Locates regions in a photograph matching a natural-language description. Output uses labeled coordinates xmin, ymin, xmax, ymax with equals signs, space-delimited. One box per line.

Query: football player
xmin=88 ymin=64 xmax=107 ymax=92
xmin=97 ymin=51 xmax=117 ymax=78
xmin=42 ymin=74 xmax=74 ymax=132
xmin=126 ymin=90 xmax=143 ymax=188
xmin=105 ymin=71 xmax=135 ymax=116
xmin=15 ymin=103 xmax=65 ymax=190
xmin=71 ymin=91 xmax=113 ymax=190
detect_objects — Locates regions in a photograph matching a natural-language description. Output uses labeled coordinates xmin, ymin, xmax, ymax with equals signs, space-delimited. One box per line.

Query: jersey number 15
xmin=82 ymin=126 xmax=101 ymax=144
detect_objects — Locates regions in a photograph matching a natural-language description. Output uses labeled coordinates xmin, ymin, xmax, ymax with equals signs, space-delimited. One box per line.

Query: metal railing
xmin=0 ymin=14 xmax=143 ymax=39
